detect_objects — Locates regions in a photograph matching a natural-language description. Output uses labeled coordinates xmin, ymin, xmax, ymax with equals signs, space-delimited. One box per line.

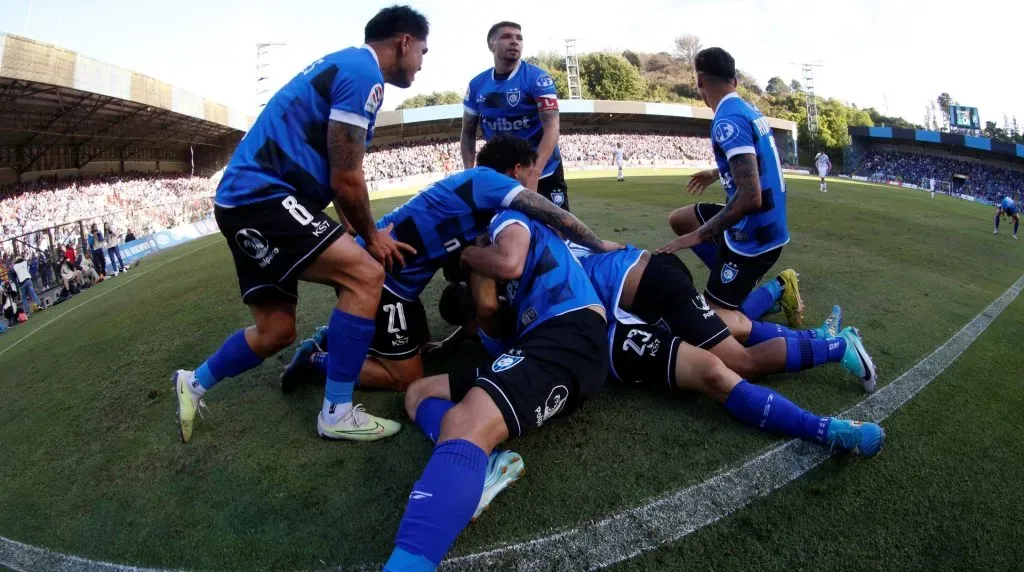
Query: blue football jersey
xmin=711 ymin=93 xmax=789 ymax=256
xmin=216 ymin=46 xmax=385 ymax=209
xmin=577 ymin=246 xmax=644 ymax=323
xmin=1001 ymin=197 xmax=1016 ymax=212
xmin=464 ymin=61 xmax=561 ymax=177
xmin=489 ymin=210 xmax=603 ymax=336
xmin=360 ymin=167 xmax=526 ymax=300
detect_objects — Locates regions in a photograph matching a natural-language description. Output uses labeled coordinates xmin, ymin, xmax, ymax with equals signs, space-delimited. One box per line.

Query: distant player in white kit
xmin=613 ymin=142 xmax=625 ymax=181
xmin=814 ymin=151 xmax=831 ymax=192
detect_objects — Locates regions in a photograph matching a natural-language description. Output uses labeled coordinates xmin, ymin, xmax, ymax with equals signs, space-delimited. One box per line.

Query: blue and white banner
xmin=104 ymin=217 xmax=219 ymax=271
xmin=114 ymin=236 xmax=161 ymax=268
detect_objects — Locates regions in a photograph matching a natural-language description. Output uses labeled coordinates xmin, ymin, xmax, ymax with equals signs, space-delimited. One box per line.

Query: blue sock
xmin=310 ymin=351 xmax=328 ymax=374
xmin=995 ymin=214 xmax=1000 ymax=229
xmin=746 ymin=320 xmax=818 ymax=346
xmin=415 ymin=398 xmax=456 ymax=443
xmin=325 ymin=309 xmax=375 ymax=405
xmin=1015 ymin=219 xmax=1019 ymax=235
xmin=691 ymin=242 xmax=719 ymax=269
xmin=723 ymin=380 xmax=830 ymax=444
xmin=388 ymin=439 xmax=488 ymax=568
xmin=194 ymin=329 xmax=263 ymax=390
xmin=784 ymin=337 xmax=847 ymax=372
xmin=740 ymin=278 xmax=783 ymax=320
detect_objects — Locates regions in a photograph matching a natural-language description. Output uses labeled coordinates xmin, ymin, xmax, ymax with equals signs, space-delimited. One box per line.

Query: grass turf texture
xmin=1 ymin=176 xmax=1022 ymax=570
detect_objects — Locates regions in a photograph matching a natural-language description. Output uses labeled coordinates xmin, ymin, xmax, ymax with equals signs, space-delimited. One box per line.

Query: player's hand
xmin=655 ymin=232 xmax=700 ymax=255
xmin=599 ymin=240 xmax=625 ymax=252
xmin=525 ymin=166 xmax=541 ymax=193
xmin=366 ymin=223 xmax=416 ymax=272
xmin=685 ymin=169 xmax=719 ymax=195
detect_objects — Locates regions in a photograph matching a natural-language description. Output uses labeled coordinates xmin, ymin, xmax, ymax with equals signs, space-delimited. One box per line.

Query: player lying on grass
xmin=443 ymin=266 xmax=884 ymax=460
xmin=572 ymin=245 xmax=878 ymax=392
xmin=281 ymin=134 xmax=619 ymax=394
xmin=382 ymin=208 xmax=609 ymax=571
xmin=994 ymin=196 xmax=1019 ymax=239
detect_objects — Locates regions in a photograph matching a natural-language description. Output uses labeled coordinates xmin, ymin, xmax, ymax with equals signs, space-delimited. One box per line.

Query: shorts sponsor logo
xmin=311 ymin=220 xmax=331 ymax=237
xmin=492 ymin=353 xmax=524 ymax=373
xmin=692 ymin=293 xmax=711 ymax=312
xmin=258 ymin=248 xmax=280 ymax=269
xmin=720 ymin=262 xmax=739 ymax=284
xmin=392 ymin=334 xmax=409 ymax=347
xmin=506 ymin=88 xmax=521 ymax=107
xmin=521 ymin=306 xmax=539 ymax=327
xmin=236 ymin=228 xmax=270 ymax=259
xmin=535 ymin=385 xmax=569 ymax=428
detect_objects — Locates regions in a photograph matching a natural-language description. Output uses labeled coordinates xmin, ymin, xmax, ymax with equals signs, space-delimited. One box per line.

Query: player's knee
xmin=404 ymin=378 xmax=430 ymax=419
xmin=439 ymin=390 xmax=507 ymax=451
xmin=256 ymin=321 xmax=296 ymax=354
xmin=668 ymin=207 xmax=691 ymax=235
xmin=702 ymin=356 xmax=738 ymax=401
xmin=390 ymin=358 xmax=424 ymax=392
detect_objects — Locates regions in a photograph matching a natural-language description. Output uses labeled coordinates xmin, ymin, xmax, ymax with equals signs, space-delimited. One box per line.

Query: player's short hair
xmin=476 ymin=134 xmax=537 ymax=174
xmin=439 ymin=281 xmax=475 ymax=326
xmin=364 ymin=5 xmax=430 ymax=43
xmin=487 ymin=21 xmax=521 ymax=44
xmin=694 ymin=47 xmax=736 ymax=83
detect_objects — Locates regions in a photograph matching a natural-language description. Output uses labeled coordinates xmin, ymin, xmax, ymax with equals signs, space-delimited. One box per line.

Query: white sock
xmin=321 ymin=398 xmax=352 ymax=423
xmin=189 ymin=375 xmax=207 ymax=398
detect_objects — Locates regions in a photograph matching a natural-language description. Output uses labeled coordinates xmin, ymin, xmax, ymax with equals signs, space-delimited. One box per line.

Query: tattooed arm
xmin=507 ymin=190 xmax=619 ymax=253
xmin=461 ymin=111 xmax=480 ymax=169
xmin=656 ymin=153 xmax=762 ymax=254
xmin=528 ymin=108 xmax=560 ymax=190
xmin=328 ymin=120 xmax=414 ymax=268
xmin=695 ymin=153 xmax=762 ymax=241
xmin=460 ymin=223 xmax=529 ymax=281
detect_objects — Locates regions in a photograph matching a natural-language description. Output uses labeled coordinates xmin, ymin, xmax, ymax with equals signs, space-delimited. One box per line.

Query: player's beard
xmin=392 ymin=44 xmax=414 ymax=88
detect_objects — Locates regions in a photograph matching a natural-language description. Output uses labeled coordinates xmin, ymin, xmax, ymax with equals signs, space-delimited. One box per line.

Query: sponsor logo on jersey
xmin=236 ymin=228 xmax=269 ymax=259
xmin=692 ymin=293 xmax=711 ymax=312
xmin=364 ymin=83 xmax=384 ymax=115
xmin=483 ymin=116 xmax=532 ymax=132
xmin=521 ymin=306 xmax=539 ymax=327
xmin=720 ymin=262 xmax=739 ymax=284
xmin=535 ymin=385 xmax=569 ymax=428
xmin=492 ymin=353 xmax=524 ymax=372
xmin=506 ymin=88 xmax=521 ymax=106
xmin=536 ymin=74 xmax=554 ymax=88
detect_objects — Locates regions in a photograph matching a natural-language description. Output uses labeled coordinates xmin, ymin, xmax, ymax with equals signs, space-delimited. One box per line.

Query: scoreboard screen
xmin=949 ymin=105 xmax=981 ymax=130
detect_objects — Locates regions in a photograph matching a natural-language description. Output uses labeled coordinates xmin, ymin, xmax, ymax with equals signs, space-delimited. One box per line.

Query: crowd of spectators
xmin=362 ymin=131 xmax=715 ymax=183
xmin=854 ymin=151 xmax=1024 ymax=202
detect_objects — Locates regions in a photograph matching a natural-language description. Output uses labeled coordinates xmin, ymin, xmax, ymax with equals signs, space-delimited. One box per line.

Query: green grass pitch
xmin=1 ymin=174 xmax=1023 ymax=570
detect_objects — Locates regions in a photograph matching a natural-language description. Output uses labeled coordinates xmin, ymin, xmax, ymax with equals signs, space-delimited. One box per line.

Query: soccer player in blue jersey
xmin=382 ymin=209 xmax=609 ymax=571
xmin=461 ymin=21 xmax=569 ymax=210
xmin=994 ymin=196 xmax=1019 ymax=239
xmin=280 ymin=134 xmax=620 ymax=392
xmin=172 ymin=6 xmax=429 ymax=444
xmin=573 ymin=246 xmax=877 ymax=392
xmin=660 ymin=47 xmax=804 ymax=327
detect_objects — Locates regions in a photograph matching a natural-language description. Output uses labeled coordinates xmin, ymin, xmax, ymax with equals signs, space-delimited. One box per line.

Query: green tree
xmin=671 ymin=34 xmax=703 ymax=65
xmin=396 ymin=90 xmax=462 ymax=110
xmin=579 ymin=52 xmax=647 ymax=101
xmin=621 ymin=50 xmax=642 ymax=70
xmin=524 ymin=50 xmax=565 ymax=72
xmin=937 ymin=93 xmax=953 ymax=126
xmin=765 ymin=76 xmax=790 ymax=97
xmin=790 ymin=79 xmax=803 ymax=92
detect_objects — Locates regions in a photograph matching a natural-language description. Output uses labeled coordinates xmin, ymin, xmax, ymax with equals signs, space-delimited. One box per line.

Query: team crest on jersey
xmin=235 ymin=228 xmax=269 ymax=259
xmin=550 ymin=190 xmax=565 ymax=206
xmin=506 ymin=88 xmax=521 ymax=106
xmin=492 ymin=353 xmax=524 ymax=373
xmin=713 ymin=119 xmax=739 ymax=145
xmin=364 ymin=83 xmax=384 ymax=114
xmin=721 ymin=262 xmax=740 ymax=284
xmin=536 ymin=74 xmax=554 ymax=88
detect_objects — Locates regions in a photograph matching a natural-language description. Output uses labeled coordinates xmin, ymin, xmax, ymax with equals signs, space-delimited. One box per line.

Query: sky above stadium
xmin=2 ymin=0 xmax=1021 ymax=128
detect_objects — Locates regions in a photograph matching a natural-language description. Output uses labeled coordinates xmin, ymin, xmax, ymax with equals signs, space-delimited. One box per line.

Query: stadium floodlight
xmin=256 ymin=41 xmax=288 ymax=111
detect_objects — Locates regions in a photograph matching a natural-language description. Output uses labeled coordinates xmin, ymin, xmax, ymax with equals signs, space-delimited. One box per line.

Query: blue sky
xmin=2 ymin=0 xmax=1021 ymax=127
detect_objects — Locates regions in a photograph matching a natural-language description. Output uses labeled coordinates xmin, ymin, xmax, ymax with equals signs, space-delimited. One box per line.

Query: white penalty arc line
xmin=1 ymin=273 xmax=1023 ymax=572
xmin=0 ymin=240 xmax=219 ymax=359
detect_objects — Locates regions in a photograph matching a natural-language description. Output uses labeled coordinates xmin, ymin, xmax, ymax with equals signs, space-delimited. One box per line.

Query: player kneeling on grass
xmin=383 ymin=209 xmax=608 ymax=571
xmin=282 ymin=134 xmax=620 ymax=393
xmin=573 ymin=245 xmax=878 ymax=392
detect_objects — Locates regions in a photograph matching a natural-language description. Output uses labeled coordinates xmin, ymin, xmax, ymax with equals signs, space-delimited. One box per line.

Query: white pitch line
xmin=1 ymin=273 xmax=1022 ymax=572
xmin=0 ymin=240 xmax=219 ymax=358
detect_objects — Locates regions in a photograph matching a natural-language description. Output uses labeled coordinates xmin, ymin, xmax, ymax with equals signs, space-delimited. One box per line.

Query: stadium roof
xmin=0 ymin=33 xmax=254 ymax=177
xmin=371 ymin=100 xmax=798 ymax=146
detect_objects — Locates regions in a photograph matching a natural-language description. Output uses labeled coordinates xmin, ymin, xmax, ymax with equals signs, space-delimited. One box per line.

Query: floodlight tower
xmin=256 ymin=41 xmax=287 ymax=111
xmin=797 ymin=61 xmax=823 ymax=152
xmin=565 ymin=39 xmax=582 ymax=100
